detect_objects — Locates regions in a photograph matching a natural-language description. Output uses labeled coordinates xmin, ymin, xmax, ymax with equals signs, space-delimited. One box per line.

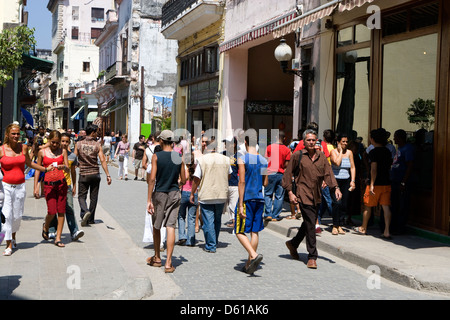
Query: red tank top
xmin=42 ymin=149 xmax=65 ymax=182
xmin=0 ymin=145 xmax=26 ymax=185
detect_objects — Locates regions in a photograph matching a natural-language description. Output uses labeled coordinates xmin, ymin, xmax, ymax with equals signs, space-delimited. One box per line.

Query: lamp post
xmin=274 ymin=38 xmax=314 ymax=81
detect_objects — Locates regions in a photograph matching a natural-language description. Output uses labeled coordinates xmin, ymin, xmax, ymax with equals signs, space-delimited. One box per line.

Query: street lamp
xmin=274 ymin=38 xmax=314 ymax=81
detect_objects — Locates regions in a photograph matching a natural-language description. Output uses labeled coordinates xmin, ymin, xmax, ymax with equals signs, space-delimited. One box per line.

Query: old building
xmin=219 ymin=0 xmax=450 ymax=235
xmin=47 ymin=0 xmax=114 ymax=130
xmin=161 ymin=0 xmax=225 ymax=139
xmin=95 ymin=0 xmax=178 ymax=143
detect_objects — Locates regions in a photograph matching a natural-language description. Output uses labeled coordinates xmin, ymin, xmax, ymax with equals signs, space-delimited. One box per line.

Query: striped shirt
xmin=76 ymin=137 xmax=100 ymax=176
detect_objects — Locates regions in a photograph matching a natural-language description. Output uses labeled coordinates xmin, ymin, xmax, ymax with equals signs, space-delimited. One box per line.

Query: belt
xmin=44 ymin=179 xmax=66 ymax=186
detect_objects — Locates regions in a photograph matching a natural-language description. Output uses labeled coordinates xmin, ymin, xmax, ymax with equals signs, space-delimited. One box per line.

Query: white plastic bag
xmin=143 ymin=210 xmax=166 ymax=244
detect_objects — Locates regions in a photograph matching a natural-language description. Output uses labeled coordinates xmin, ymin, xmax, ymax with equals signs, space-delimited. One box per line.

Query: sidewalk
xmin=116 ymin=158 xmax=450 ymax=295
xmin=0 ymin=180 xmax=180 ymax=300
xmin=266 ymin=203 xmax=450 ymax=294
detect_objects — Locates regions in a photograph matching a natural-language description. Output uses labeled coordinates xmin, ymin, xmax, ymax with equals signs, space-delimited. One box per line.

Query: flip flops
xmin=245 ymin=254 xmax=263 ymax=274
xmin=42 ymin=223 xmax=49 ymax=241
xmin=146 ymin=256 xmax=162 ymax=267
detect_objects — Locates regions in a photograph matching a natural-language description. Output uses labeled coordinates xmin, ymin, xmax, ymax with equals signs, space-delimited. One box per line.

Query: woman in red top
xmin=34 ymin=130 xmax=69 ymax=248
xmin=0 ymin=123 xmax=52 ymax=256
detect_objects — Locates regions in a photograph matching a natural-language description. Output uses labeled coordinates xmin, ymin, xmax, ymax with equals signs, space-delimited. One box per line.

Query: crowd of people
xmin=0 ymin=121 xmax=417 ymax=276
xmin=143 ymin=123 xmax=418 ymax=274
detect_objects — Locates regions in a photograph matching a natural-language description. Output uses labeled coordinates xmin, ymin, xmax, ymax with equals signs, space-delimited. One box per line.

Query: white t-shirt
xmin=103 ymin=136 xmax=112 ymax=147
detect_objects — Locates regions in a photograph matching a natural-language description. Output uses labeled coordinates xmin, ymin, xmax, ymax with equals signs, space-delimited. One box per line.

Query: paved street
xmin=97 ymin=164 xmax=450 ymax=300
xmin=1 ymin=161 xmax=449 ymax=301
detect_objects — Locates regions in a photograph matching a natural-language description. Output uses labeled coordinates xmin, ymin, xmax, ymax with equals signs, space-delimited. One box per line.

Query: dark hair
xmin=61 ymin=132 xmax=71 ymax=139
xmin=139 ymin=135 xmax=145 ymax=140
xmin=370 ymin=128 xmax=388 ymax=145
xmin=306 ymin=122 xmax=319 ymax=132
xmin=86 ymin=124 xmax=98 ymax=135
xmin=394 ymin=129 xmax=407 ymax=142
xmin=336 ymin=132 xmax=348 ymax=142
xmin=323 ymin=129 xmax=335 ymax=144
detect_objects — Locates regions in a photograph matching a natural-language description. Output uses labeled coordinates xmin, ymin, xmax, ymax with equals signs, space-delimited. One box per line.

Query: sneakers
xmin=81 ymin=211 xmax=91 ymax=227
xmin=315 ymin=226 xmax=322 ymax=234
xmin=72 ymin=230 xmax=85 ymax=241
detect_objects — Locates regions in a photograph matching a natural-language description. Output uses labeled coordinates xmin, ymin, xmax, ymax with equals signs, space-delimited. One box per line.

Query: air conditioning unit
xmin=292 ymin=59 xmax=300 ymax=71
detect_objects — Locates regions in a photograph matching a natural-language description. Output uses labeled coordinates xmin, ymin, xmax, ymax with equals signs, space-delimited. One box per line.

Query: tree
xmin=0 ymin=25 xmax=36 ymax=87
xmin=406 ymin=98 xmax=435 ymax=131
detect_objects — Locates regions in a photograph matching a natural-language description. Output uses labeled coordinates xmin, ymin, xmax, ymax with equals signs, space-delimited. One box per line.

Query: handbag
xmin=119 ymin=155 xmax=124 ymax=162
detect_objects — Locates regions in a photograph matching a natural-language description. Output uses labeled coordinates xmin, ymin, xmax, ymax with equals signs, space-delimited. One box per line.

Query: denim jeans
xmin=49 ymin=185 xmax=79 ymax=236
xmin=78 ymin=174 xmax=101 ymax=222
xmin=264 ymin=173 xmax=285 ymax=219
xmin=178 ymin=191 xmax=198 ymax=245
xmin=318 ymin=186 xmax=332 ymax=224
xmin=201 ymin=202 xmax=225 ymax=252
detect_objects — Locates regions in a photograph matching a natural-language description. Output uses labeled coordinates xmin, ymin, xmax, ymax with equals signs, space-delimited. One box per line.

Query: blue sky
xmin=26 ymin=0 xmax=52 ymax=49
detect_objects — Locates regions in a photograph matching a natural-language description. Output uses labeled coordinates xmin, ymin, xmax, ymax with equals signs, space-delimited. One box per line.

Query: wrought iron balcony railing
xmin=162 ymin=0 xmax=198 ymax=27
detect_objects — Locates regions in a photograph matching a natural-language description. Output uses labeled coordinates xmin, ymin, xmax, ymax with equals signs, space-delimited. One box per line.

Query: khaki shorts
xmin=152 ymin=191 xmax=181 ymax=229
xmin=134 ymin=159 xmax=142 ymax=169
xmin=102 ymin=145 xmax=110 ymax=156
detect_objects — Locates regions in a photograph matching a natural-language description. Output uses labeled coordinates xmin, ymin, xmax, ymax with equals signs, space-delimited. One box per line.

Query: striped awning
xmin=273 ymin=0 xmax=376 ymax=39
xmin=219 ymin=10 xmax=298 ymax=53
xmin=273 ymin=1 xmax=339 ymax=39
xmin=70 ymin=106 xmax=85 ymax=121
xmin=338 ymin=0 xmax=376 ymax=12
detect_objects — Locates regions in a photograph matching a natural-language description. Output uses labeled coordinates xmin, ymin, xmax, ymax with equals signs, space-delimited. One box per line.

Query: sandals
xmin=146 ymin=256 xmax=162 ymax=267
xmin=164 ymin=265 xmax=175 ymax=273
xmin=353 ymin=226 xmax=366 ymax=235
xmin=55 ymin=241 xmax=65 ymax=248
xmin=3 ymin=248 xmax=12 ymax=256
xmin=286 ymin=214 xmax=296 ymax=220
xmin=42 ymin=223 xmax=49 ymax=241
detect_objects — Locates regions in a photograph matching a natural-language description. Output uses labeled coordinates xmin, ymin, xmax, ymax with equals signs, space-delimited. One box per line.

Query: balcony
xmin=161 ymin=0 xmax=224 ymax=40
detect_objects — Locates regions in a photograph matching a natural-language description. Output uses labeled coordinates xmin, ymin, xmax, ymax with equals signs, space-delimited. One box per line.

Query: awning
xmin=273 ymin=1 xmax=340 ymax=39
xmin=21 ymin=54 xmax=54 ymax=73
xmin=272 ymin=0 xmax=376 ymax=39
xmin=219 ymin=10 xmax=298 ymax=53
xmin=338 ymin=0 xmax=376 ymax=12
xmin=101 ymin=101 xmax=127 ymax=116
xmin=86 ymin=112 xmax=98 ymax=122
xmin=70 ymin=106 xmax=85 ymax=121
xmin=20 ymin=108 xmax=34 ymax=127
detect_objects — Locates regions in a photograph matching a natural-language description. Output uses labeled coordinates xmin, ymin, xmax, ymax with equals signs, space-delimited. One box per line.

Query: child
xmin=236 ymin=135 xmax=268 ymax=274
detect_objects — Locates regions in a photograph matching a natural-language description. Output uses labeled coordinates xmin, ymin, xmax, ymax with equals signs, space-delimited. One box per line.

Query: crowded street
xmin=0 ymin=161 xmax=449 ymax=301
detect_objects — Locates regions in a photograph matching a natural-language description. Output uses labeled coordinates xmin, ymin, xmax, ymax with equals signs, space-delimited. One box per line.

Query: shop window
xmin=335 ymin=48 xmax=371 ymax=143
xmin=381 ymin=33 xmax=437 ymax=191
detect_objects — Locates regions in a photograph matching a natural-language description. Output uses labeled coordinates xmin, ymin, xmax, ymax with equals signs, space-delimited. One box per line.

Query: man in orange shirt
xmin=264 ymin=131 xmax=291 ymax=221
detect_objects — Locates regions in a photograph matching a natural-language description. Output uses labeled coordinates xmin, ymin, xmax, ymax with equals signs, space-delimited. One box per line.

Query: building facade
xmin=47 ymin=0 xmax=114 ymax=130
xmin=95 ymin=0 xmax=178 ymax=143
xmin=161 ymin=0 xmax=225 ymax=139
xmin=218 ymin=0 xmax=450 ymax=236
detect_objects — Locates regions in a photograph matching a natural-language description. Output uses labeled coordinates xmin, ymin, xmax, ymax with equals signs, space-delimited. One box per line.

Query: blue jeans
xmin=264 ymin=173 xmax=285 ymax=219
xmin=201 ymin=202 xmax=225 ymax=252
xmin=178 ymin=191 xmax=198 ymax=245
xmin=318 ymin=186 xmax=332 ymax=224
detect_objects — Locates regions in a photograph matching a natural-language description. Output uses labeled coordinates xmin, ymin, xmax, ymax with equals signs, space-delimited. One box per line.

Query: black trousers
xmin=290 ymin=203 xmax=320 ymax=260
xmin=78 ymin=173 xmax=101 ymax=222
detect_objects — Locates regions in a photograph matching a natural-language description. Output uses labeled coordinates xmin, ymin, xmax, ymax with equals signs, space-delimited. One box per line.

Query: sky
xmin=26 ymin=0 xmax=52 ymax=49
